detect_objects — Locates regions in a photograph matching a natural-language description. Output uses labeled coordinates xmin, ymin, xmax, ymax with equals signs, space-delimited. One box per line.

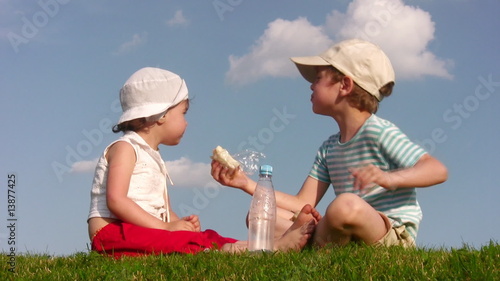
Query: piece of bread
xmin=211 ymin=146 xmax=240 ymax=170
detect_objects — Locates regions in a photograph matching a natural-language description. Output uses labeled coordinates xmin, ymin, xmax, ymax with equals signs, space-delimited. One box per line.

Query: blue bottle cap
xmin=259 ymin=165 xmax=273 ymax=175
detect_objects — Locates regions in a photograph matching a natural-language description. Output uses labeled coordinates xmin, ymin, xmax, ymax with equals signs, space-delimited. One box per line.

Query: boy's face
xmin=310 ymin=66 xmax=341 ymax=116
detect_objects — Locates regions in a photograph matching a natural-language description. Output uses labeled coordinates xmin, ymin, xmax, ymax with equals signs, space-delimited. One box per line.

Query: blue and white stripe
xmin=309 ymin=115 xmax=426 ymax=239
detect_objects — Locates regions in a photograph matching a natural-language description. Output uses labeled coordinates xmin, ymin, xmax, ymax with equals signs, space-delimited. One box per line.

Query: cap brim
xmin=290 ymin=56 xmax=330 ymax=83
xmin=118 ymin=103 xmax=171 ymax=124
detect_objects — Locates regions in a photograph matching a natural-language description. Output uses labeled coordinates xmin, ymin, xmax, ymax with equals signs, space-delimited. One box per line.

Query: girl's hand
xmin=183 ymin=215 xmax=201 ymax=232
xmin=349 ymin=165 xmax=396 ymax=192
xmin=165 ymin=215 xmax=201 ymax=232
xmin=211 ymin=160 xmax=248 ymax=189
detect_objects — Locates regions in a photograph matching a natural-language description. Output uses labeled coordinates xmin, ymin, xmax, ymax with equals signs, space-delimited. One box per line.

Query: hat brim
xmin=290 ymin=56 xmax=330 ymax=83
xmin=118 ymin=103 xmax=171 ymax=124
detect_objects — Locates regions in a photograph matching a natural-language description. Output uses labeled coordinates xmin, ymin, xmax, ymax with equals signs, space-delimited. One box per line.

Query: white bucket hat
xmin=290 ymin=39 xmax=395 ymax=101
xmin=118 ymin=67 xmax=189 ymax=124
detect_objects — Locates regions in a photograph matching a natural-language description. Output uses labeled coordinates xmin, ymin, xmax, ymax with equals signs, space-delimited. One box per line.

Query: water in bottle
xmin=247 ymin=165 xmax=276 ymax=252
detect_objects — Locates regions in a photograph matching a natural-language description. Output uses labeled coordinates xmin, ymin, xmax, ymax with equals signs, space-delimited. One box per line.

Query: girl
xmin=87 ymin=67 xmax=319 ymax=258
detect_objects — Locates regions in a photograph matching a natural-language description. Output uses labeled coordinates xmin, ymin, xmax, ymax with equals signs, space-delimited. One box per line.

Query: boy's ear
xmin=339 ymin=76 xmax=355 ymax=96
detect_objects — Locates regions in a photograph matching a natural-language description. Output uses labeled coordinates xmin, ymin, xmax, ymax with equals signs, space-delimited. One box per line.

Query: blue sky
xmin=0 ymin=0 xmax=498 ymax=256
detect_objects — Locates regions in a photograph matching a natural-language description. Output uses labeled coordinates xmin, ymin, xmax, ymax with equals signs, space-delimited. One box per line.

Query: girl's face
xmin=310 ymin=66 xmax=340 ymax=116
xmin=160 ymin=100 xmax=189 ymax=145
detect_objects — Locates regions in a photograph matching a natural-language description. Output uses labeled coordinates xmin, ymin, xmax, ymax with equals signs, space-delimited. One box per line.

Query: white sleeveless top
xmin=88 ymin=131 xmax=171 ymax=222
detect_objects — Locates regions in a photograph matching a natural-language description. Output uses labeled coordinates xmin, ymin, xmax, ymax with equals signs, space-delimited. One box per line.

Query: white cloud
xmin=70 ymin=156 xmax=214 ymax=188
xmin=225 ymin=0 xmax=452 ymax=85
xmin=326 ymin=0 xmax=452 ymax=79
xmin=165 ymin=157 xmax=214 ymax=187
xmin=70 ymin=158 xmax=98 ymax=173
xmin=225 ymin=17 xmax=332 ymax=85
xmin=112 ymin=32 xmax=147 ymax=56
xmin=167 ymin=10 xmax=189 ymax=27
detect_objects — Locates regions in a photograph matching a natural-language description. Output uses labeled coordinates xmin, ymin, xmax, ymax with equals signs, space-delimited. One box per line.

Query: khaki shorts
xmin=373 ymin=212 xmax=415 ymax=248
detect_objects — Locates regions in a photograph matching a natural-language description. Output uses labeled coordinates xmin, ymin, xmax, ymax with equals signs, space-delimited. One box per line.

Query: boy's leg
xmin=247 ymin=206 xmax=312 ymax=238
xmin=223 ymin=204 xmax=318 ymax=253
xmin=275 ymin=207 xmax=295 ymax=237
xmin=313 ymin=193 xmax=389 ymax=246
xmin=274 ymin=204 xmax=316 ymax=252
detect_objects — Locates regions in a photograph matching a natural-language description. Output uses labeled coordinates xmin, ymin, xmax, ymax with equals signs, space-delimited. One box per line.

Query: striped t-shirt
xmin=309 ymin=114 xmax=427 ymax=239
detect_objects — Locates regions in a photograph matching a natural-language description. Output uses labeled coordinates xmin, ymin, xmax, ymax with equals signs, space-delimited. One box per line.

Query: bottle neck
xmin=259 ymin=174 xmax=272 ymax=179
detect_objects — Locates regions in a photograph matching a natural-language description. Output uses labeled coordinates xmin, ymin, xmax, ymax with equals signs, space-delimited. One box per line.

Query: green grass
xmin=1 ymin=241 xmax=498 ymax=280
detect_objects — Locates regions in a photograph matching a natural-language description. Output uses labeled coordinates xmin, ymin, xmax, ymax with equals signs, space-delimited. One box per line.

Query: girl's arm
xmin=106 ymin=141 xmax=198 ymax=232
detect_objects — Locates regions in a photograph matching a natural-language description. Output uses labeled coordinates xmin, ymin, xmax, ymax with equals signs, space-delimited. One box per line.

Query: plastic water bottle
xmin=248 ymin=165 xmax=276 ymax=252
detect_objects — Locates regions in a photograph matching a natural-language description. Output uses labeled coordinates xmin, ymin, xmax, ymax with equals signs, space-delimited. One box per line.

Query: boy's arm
xmin=245 ymin=176 xmax=328 ymax=212
xmin=291 ymin=176 xmax=330 ymax=210
xmin=212 ymin=161 xmax=329 ymax=211
xmin=351 ymin=154 xmax=448 ymax=190
xmin=389 ymin=154 xmax=448 ymax=188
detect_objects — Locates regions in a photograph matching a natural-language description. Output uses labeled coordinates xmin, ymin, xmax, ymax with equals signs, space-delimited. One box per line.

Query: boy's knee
xmin=325 ymin=193 xmax=364 ymax=224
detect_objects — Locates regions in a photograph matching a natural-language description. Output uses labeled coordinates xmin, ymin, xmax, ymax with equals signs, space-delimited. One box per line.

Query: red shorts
xmin=91 ymin=221 xmax=238 ymax=258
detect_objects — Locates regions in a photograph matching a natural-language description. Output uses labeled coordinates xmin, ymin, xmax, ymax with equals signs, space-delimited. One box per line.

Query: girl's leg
xmin=92 ymin=222 xmax=238 ymax=257
xmin=313 ymin=193 xmax=389 ymax=246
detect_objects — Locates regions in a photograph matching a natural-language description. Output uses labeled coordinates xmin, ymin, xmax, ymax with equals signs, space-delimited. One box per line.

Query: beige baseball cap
xmin=118 ymin=67 xmax=188 ymax=124
xmin=290 ymin=39 xmax=395 ymax=101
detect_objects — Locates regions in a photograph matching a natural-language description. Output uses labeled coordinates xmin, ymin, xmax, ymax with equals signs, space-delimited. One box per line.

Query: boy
xmin=212 ymin=39 xmax=448 ymax=247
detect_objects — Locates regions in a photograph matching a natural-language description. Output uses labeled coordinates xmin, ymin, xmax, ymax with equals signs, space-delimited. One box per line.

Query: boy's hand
xmin=211 ymin=160 xmax=248 ymax=189
xmin=349 ymin=165 xmax=396 ymax=192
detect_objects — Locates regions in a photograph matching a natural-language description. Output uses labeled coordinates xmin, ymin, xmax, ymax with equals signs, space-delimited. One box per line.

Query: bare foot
xmin=289 ymin=204 xmax=321 ymax=233
xmin=274 ymin=204 xmax=318 ymax=252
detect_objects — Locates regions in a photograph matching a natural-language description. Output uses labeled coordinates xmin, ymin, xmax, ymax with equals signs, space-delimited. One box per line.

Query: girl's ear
xmin=157 ymin=114 xmax=167 ymax=125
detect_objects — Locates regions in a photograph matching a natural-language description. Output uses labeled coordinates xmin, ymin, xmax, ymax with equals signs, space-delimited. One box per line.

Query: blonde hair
xmin=325 ymin=66 xmax=393 ymax=113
